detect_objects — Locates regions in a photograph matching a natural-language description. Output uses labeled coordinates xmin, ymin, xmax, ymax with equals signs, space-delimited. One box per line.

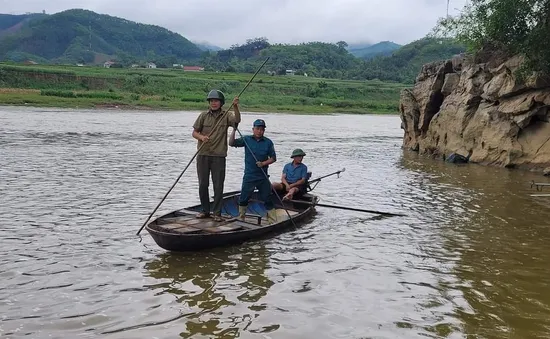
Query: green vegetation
xmin=436 ymin=0 xmax=550 ymax=75
xmin=0 ymin=9 xmax=472 ymax=113
xmin=0 ymin=9 xmax=467 ymax=84
xmin=0 ymin=9 xmax=202 ymax=66
xmin=358 ymin=38 xmax=466 ymax=83
xmin=200 ymin=37 xmax=465 ymax=84
xmin=0 ymin=63 xmax=407 ymax=114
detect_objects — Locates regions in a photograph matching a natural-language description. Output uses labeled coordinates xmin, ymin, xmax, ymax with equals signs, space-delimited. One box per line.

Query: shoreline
xmin=0 ymin=64 xmax=407 ymax=115
xmin=0 ymin=96 xmax=401 ymax=115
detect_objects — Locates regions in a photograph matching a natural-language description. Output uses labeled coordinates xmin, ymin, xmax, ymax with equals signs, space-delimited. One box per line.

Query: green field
xmin=0 ymin=63 xmax=408 ymax=114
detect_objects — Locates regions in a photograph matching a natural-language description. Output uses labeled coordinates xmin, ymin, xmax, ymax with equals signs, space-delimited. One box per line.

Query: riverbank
xmin=0 ymin=63 xmax=406 ymax=114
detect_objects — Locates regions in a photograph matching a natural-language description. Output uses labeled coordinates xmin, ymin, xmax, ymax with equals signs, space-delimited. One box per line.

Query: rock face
xmin=399 ymin=50 xmax=550 ymax=171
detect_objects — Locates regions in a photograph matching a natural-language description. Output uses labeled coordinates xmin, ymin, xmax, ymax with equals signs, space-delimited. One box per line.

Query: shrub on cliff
xmin=435 ymin=0 xmax=550 ymax=75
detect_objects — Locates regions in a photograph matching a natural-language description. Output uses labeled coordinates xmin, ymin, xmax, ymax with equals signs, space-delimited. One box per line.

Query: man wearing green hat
xmin=229 ymin=118 xmax=278 ymax=224
xmin=272 ymin=148 xmax=309 ymax=201
xmin=192 ymin=89 xmax=241 ymax=221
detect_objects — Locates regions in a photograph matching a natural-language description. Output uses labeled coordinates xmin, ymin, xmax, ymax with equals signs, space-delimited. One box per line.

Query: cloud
xmin=1 ymin=0 xmax=468 ymax=48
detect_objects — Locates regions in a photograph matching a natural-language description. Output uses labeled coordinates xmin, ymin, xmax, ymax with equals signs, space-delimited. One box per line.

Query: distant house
xmin=147 ymin=62 xmax=157 ymax=69
xmin=130 ymin=64 xmax=140 ymax=68
xmin=183 ymin=66 xmax=204 ymax=72
xmin=285 ymin=69 xmax=295 ymax=76
xmin=23 ymin=60 xmax=38 ymax=65
xmin=173 ymin=64 xmax=182 ymax=68
xmin=76 ymin=63 xmax=84 ymax=67
xmin=104 ymin=61 xmax=115 ymax=68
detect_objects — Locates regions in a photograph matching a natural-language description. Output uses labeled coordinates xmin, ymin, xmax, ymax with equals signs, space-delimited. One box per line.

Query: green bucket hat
xmin=290 ymin=148 xmax=306 ymax=158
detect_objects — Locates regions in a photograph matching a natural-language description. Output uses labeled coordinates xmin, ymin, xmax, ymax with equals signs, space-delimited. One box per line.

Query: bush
xmin=40 ymin=89 xmax=76 ymax=98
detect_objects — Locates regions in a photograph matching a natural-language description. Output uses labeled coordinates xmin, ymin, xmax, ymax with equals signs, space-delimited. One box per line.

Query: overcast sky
xmin=1 ymin=0 xmax=468 ymax=48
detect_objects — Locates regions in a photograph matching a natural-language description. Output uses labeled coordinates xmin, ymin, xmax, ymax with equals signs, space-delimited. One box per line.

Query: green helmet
xmin=291 ymin=148 xmax=306 ymax=158
xmin=206 ymin=89 xmax=225 ymax=106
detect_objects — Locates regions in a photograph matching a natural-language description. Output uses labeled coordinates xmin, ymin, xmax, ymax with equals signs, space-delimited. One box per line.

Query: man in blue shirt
xmin=272 ymin=149 xmax=308 ymax=201
xmin=229 ymin=119 xmax=278 ymax=224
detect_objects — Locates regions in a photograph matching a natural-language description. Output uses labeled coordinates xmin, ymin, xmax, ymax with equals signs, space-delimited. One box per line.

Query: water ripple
xmin=2 ymin=108 xmax=550 ymax=338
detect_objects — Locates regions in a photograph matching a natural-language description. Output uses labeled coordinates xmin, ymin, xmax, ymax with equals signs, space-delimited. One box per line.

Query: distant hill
xmin=0 ymin=13 xmax=46 ymax=37
xmin=358 ymin=37 xmax=466 ymax=83
xmin=0 ymin=9 xmax=203 ymax=65
xmin=350 ymin=41 xmax=402 ymax=59
xmin=346 ymin=42 xmax=372 ymax=52
xmin=193 ymin=41 xmax=222 ymax=52
xmin=200 ymin=38 xmax=362 ymax=78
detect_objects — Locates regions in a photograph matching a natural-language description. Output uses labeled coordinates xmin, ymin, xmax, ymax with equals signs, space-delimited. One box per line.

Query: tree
xmin=336 ymin=41 xmax=348 ymax=50
xmin=435 ymin=0 xmax=550 ymax=74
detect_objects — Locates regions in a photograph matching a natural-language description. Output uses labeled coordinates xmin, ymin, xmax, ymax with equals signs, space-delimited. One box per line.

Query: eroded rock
xmin=400 ymin=51 xmax=550 ymax=172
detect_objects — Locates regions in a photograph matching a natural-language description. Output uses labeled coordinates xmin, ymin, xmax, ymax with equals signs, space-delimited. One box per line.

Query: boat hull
xmin=145 ymin=191 xmax=318 ymax=251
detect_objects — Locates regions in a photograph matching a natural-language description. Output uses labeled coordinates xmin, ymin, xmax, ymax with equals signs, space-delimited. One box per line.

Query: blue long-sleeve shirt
xmin=232 ymin=135 xmax=276 ymax=181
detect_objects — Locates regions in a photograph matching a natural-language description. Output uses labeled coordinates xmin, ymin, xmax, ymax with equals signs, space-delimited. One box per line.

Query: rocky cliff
xmin=399 ymin=49 xmax=550 ymax=171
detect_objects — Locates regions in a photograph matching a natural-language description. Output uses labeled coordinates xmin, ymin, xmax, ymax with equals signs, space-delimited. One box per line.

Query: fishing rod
xmin=307 ymin=168 xmax=345 ymax=191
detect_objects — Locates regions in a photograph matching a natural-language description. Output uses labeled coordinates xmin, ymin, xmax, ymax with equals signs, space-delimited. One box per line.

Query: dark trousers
xmin=238 ymin=178 xmax=274 ymax=210
xmin=196 ymin=155 xmax=226 ymax=215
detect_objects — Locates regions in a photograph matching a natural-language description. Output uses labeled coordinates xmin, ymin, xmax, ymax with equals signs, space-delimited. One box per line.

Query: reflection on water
xmin=2 ymin=106 xmax=550 ymax=338
xmin=141 ymin=244 xmax=274 ymax=338
xmin=399 ymin=152 xmax=550 ymax=339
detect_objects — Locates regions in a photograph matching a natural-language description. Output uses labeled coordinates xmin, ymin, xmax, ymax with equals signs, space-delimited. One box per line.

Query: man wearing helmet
xmin=192 ymin=89 xmax=241 ymax=221
xmin=272 ymin=148 xmax=308 ymax=201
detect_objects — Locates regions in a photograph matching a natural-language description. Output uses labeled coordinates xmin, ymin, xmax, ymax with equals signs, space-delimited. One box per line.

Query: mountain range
xmin=0 ymin=9 xmax=465 ymax=83
xmin=0 ymin=9 xmax=407 ymax=65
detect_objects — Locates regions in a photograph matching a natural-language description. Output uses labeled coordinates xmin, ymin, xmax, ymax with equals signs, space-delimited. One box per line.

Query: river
xmin=1 ymin=106 xmax=550 ymax=339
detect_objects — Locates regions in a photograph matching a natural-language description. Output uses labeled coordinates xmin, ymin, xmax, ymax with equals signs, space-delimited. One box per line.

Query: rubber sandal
xmin=212 ymin=215 xmax=223 ymax=222
xmin=196 ymin=212 xmax=210 ymax=219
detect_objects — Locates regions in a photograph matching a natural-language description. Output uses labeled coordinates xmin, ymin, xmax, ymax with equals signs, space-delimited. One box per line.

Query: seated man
xmin=272 ymin=148 xmax=308 ymax=201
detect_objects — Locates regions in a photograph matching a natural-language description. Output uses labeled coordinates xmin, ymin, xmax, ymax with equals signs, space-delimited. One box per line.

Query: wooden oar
xmin=287 ymin=200 xmax=406 ymax=217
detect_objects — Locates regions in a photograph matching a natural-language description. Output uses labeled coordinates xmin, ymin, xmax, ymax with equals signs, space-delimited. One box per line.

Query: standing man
xmin=192 ymin=89 xmax=241 ymax=221
xmin=229 ymin=119 xmax=278 ymax=224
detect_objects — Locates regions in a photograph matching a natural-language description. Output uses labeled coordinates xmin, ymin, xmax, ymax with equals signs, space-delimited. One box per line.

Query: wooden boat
xmin=145 ymin=190 xmax=319 ymax=251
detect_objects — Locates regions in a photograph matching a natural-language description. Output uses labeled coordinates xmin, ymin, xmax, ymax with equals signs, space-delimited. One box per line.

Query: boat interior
xmin=149 ymin=191 xmax=315 ymax=235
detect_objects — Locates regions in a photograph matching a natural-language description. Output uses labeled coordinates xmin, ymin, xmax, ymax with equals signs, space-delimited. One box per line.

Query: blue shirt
xmin=232 ymin=135 xmax=276 ymax=181
xmin=283 ymin=162 xmax=308 ymax=184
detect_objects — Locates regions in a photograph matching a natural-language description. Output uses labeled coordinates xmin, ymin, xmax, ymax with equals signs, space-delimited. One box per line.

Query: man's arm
xmin=229 ymin=128 xmax=244 ymax=147
xmin=281 ymin=172 xmax=291 ymax=190
xmin=192 ymin=114 xmax=208 ymax=142
xmin=192 ymin=129 xmax=208 ymax=142
xmin=258 ymin=141 xmax=276 ymax=167
xmin=288 ymin=166 xmax=307 ymax=188
xmin=230 ymin=96 xmax=241 ymax=126
xmin=289 ymin=178 xmax=306 ymax=189
xmin=259 ymin=157 xmax=275 ymax=167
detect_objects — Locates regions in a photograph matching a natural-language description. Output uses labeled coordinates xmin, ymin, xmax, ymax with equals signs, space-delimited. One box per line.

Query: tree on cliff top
xmin=435 ymin=0 xmax=550 ymax=74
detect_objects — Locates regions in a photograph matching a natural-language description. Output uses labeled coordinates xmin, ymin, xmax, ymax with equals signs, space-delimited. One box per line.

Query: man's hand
xmin=233 ymin=96 xmax=239 ymax=107
xmin=285 ymin=183 xmax=291 ymax=191
xmin=256 ymin=161 xmax=264 ymax=168
xmin=201 ymin=135 xmax=210 ymax=142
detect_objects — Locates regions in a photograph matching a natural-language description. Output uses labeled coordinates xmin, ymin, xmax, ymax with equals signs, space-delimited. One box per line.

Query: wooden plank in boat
xmin=181 ymin=219 xmax=206 ymax=226
xmin=174 ymin=209 xmax=199 ymax=216
xmin=157 ymin=215 xmax=195 ymax=225
xmin=203 ymin=223 xmax=244 ymax=233
xmin=233 ymin=220 xmax=263 ymax=230
xmin=158 ymin=223 xmax=201 ymax=234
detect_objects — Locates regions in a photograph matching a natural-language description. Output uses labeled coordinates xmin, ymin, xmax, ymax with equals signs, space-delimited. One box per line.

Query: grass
xmin=0 ymin=63 xmax=408 ymax=114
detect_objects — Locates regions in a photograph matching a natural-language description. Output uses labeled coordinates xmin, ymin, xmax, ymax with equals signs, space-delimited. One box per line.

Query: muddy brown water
xmin=2 ymin=106 xmax=550 ymax=339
